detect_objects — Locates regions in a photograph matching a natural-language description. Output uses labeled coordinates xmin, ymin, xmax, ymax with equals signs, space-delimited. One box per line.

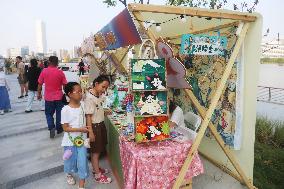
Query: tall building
xmin=72 ymin=46 xmax=79 ymax=58
xmin=21 ymin=46 xmax=29 ymax=57
xmin=35 ymin=20 xmax=47 ymax=54
xmin=7 ymin=48 xmax=21 ymax=59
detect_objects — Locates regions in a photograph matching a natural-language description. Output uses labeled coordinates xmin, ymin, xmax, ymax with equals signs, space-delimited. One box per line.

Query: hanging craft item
xmin=79 ymin=75 xmax=89 ymax=94
xmin=135 ymin=116 xmax=170 ymax=143
xmin=138 ymin=39 xmax=157 ymax=59
xmin=134 ymin=91 xmax=167 ymax=116
xmin=131 ymin=59 xmax=166 ymax=90
xmin=81 ymin=35 xmax=95 ymax=55
xmin=180 ymin=34 xmax=228 ymax=55
xmin=156 ymin=37 xmax=191 ymax=89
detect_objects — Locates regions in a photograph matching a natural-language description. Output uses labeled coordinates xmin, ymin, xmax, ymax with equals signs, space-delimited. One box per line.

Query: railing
xmin=257 ymin=86 xmax=284 ymax=105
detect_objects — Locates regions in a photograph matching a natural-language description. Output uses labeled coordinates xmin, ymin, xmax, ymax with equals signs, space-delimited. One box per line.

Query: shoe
xmin=50 ymin=128 xmax=56 ymax=138
xmin=0 ymin=110 xmax=4 ymax=115
xmin=25 ymin=94 xmax=28 ymax=97
xmin=94 ymin=173 xmax=112 ymax=184
xmin=57 ymin=129 xmax=63 ymax=135
xmin=18 ymin=95 xmax=24 ymax=99
xmin=41 ymin=108 xmax=45 ymax=111
xmin=25 ymin=110 xmax=33 ymax=113
xmin=66 ymin=174 xmax=76 ymax=185
xmin=93 ymin=168 xmax=109 ymax=175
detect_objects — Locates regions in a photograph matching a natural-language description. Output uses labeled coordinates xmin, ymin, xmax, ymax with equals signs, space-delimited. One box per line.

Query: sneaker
xmin=25 ymin=110 xmax=33 ymax=113
xmin=0 ymin=110 xmax=4 ymax=115
xmin=94 ymin=173 xmax=112 ymax=184
xmin=93 ymin=168 xmax=109 ymax=175
xmin=18 ymin=95 xmax=24 ymax=99
xmin=57 ymin=129 xmax=63 ymax=135
xmin=25 ymin=94 xmax=28 ymax=97
xmin=50 ymin=128 xmax=56 ymax=138
xmin=66 ymin=174 xmax=76 ymax=185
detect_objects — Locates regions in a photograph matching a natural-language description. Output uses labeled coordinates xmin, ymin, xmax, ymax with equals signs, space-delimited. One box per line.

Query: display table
xmin=105 ymin=114 xmax=204 ymax=189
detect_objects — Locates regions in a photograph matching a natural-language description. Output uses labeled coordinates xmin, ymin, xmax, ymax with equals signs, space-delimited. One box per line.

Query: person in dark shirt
xmin=25 ymin=59 xmax=41 ymax=113
xmin=78 ymin=59 xmax=85 ymax=76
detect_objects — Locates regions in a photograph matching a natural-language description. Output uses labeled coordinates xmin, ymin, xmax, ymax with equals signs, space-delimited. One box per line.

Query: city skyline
xmin=0 ymin=0 xmax=283 ymax=57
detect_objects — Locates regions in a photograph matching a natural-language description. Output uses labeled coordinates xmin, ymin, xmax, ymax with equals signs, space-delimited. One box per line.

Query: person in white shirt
xmin=61 ymin=82 xmax=92 ymax=189
xmin=169 ymin=100 xmax=185 ymax=129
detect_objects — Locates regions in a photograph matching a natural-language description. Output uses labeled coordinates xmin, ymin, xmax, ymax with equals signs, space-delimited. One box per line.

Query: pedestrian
xmin=37 ymin=56 xmax=67 ymax=138
xmin=16 ymin=56 xmax=28 ymax=98
xmin=61 ymin=82 xmax=91 ymax=189
xmin=0 ymin=63 xmax=11 ymax=115
xmin=85 ymin=75 xmax=112 ymax=184
xmin=38 ymin=60 xmax=44 ymax=70
xmin=25 ymin=59 xmax=41 ymax=113
xmin=78 ymin=59 xmax=85 ymax=76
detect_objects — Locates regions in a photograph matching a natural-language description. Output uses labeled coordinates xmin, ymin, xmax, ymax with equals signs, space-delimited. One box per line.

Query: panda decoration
xmin=146 ymin=73 xmax=166 ymax=90
xmin=145 ymin=125 xmax=162 ymax=140
xmin=137 ymin=92 xmax=163 ymax=115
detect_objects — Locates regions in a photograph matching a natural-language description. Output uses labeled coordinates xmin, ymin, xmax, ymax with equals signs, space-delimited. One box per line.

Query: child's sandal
xmin=67 ymin=174 xmax=76 ymax=185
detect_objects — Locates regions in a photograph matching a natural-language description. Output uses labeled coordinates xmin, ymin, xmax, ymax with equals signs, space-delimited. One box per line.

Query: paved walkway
xmin=0 ymin=74 xmax=118 ymax=189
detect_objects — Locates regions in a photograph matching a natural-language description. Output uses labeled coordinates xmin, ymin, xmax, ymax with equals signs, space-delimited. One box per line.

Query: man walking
xmin=16 ymin=56 xmax=28 ymax=98
xmin=38 ymin=56 xmax=67 ymax=138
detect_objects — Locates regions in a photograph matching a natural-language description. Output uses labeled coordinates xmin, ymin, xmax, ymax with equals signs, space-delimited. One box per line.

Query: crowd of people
xmin=0 ymin=55 xmax=112 ymax=189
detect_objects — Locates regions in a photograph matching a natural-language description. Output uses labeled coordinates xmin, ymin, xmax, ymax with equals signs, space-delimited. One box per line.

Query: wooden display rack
xmin=82 ymin=3 xmax=260 ymax=189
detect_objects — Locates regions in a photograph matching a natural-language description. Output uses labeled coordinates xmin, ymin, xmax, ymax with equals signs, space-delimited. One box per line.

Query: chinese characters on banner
xmin=180 ymin=34 xmax=228 ymax=55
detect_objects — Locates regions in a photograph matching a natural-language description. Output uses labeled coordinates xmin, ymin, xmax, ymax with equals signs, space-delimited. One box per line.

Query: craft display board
xmin=134 ymin=116 xmax=170 ymax=143
xmin=130 ymin=58 xmax=170 ymax=143
xmin=133 ymin=91 xmax=168 ymax=116
xmin=131 ymin=59 xmax=167 ymax=90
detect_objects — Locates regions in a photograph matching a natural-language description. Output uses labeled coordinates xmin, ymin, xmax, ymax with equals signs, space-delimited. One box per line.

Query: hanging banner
xmin=180 ymin=34 xmax=228 ymax=55
xmin=94 ymin=8 xmax=142 ymax=50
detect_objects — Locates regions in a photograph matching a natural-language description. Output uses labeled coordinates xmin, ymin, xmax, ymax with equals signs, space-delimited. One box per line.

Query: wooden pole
xmin=185 ymin=88 xmax=255 ymax=188
xmin=172 ymin=22 xmax=251 ymax=189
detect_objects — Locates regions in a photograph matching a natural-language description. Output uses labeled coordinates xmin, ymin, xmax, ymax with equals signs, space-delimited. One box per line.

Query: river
xmin=257 ymin=63 xmax=284 ymax=121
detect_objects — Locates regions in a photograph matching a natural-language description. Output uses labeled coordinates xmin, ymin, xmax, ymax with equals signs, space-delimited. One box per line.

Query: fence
xmin=257 ymin=86 xmax=284 ymax=105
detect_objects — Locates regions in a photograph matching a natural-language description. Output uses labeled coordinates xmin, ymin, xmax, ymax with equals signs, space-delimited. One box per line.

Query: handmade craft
xmin=135 ymin=116 xmax=170 ymax=143
xmin=134 ymin=91 xmax=167 ymax=116
xmin=131 ymin=59 xmax=166 ymax=90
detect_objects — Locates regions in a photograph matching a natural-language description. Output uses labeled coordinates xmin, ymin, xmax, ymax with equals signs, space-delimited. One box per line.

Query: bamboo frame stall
xmin=81 ymin=3 xmax=262 ymax=189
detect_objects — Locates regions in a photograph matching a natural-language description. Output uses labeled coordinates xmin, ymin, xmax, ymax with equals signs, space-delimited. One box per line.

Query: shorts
xmin=63 ymin=146 xmax=89 ymax=179
xmin=90 ymin=122 xmax=107 ymax=153
xmin=17 ymin=75 xmax=27 ymax=84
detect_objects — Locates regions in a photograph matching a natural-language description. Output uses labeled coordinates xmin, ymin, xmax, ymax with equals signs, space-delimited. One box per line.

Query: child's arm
xmin=62 ymin=123 xmax=89 ymax=133
xmin=86 ymin=114 xmax=95 ymax=141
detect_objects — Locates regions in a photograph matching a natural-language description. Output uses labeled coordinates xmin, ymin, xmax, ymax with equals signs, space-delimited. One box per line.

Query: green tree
xmin=167 ymin=0 xmax=259 ymax=12
xmin=103 ymin=0 xmax=151 ymax=7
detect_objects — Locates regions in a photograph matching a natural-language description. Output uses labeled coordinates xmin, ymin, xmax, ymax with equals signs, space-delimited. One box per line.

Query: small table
xmin=105 ymin=115 xmax=204 ymax=189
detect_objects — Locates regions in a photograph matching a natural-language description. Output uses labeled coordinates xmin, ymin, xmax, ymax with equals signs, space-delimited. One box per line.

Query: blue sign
xmin=180 ymin=34 xmax=228 ymax=55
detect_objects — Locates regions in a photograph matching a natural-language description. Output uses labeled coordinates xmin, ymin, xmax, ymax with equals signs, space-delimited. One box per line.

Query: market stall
xmin=79 ymin=3 xmax=262 ymax=189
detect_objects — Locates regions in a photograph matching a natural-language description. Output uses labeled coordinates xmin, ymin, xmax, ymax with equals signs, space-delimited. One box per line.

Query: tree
xmin=103 ymin=0 xmax=152 ymax=7
xmin=167 ymin=0 xmax=259 ymax=13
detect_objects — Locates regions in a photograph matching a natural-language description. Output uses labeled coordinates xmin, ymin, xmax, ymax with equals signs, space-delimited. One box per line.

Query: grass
xmin=261 ymin=58 xmax=284 ymax=64
xmin=254 ymin=116 xmax=284 ymax=189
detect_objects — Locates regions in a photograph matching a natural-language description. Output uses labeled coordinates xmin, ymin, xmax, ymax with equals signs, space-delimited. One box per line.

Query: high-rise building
xmin=35 ymin=20 xmax=47 ymax=54
xmin=7 ymin=48 xmax=21 ymax=58
xmin=21 ymin=46 xmax=29 ymax=57
xmin=72 ymin=46 xmax=79 ymax=58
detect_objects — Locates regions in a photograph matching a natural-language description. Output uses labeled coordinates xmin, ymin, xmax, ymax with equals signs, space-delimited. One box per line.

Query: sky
xmin=0 ymin=0 xmax=283 ymax=57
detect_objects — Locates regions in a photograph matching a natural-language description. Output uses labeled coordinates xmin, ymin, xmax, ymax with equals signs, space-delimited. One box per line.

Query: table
xmin=105 ymin=115 xmax=204 ymax=189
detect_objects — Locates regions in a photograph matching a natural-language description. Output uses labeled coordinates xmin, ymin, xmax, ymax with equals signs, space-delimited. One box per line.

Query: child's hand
xmin=104 ymin=108 xmax=112 ymax=115
xmin=80 ymin=127 xmax=89 ymax=133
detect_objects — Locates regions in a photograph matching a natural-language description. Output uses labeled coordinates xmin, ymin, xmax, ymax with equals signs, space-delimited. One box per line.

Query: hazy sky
xmin=0 ymin=0 xmax=283 ymax=56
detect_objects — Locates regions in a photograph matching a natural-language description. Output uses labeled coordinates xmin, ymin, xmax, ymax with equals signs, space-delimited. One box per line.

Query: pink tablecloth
xmin=119 ymin=138 xmax=204 ymax=189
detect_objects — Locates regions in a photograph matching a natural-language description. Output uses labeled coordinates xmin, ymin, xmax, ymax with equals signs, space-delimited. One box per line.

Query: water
xmin=257 ymin=63 xmax=284 ymax=121
xmin=258 ymin=63 xmax=284 ymax=88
